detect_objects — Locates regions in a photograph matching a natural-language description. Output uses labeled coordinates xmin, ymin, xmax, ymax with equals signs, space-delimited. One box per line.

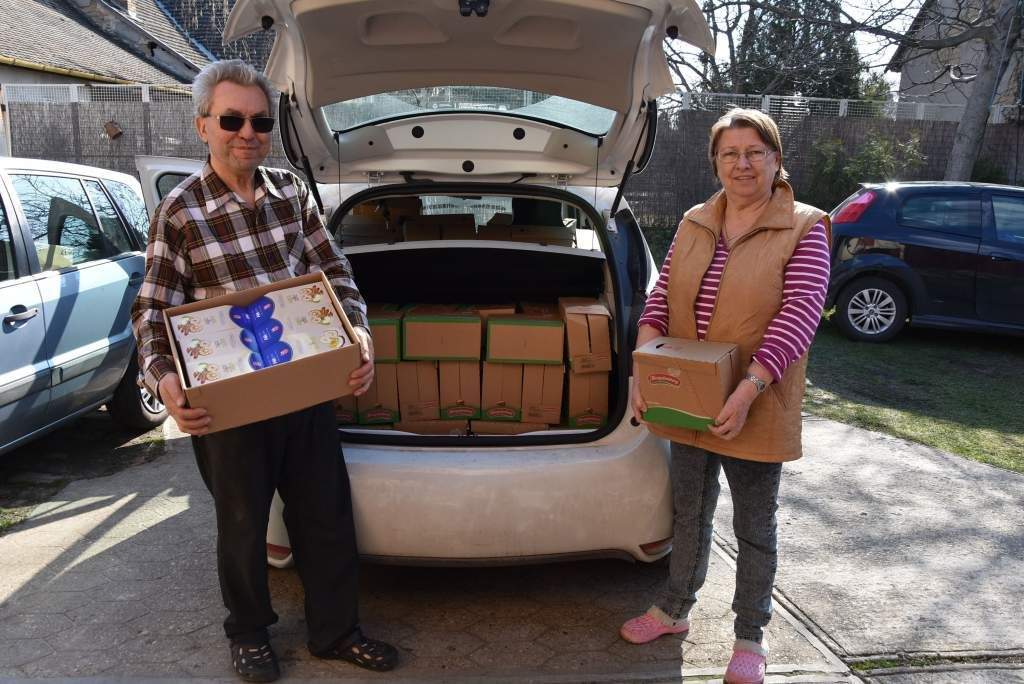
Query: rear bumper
xmin=341 ymin=419 xmax=672 ymax=563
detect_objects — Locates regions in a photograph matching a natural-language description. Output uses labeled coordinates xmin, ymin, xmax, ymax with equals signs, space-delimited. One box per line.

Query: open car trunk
xmin=330 ymin=183 xmax=631 ymax=446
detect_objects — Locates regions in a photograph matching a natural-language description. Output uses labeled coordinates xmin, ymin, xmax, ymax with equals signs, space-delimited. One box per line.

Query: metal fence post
xmin=0 ymin=86 xmax=10 ymax=157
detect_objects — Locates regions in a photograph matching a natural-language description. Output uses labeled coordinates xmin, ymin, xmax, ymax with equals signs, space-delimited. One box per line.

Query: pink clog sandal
xmin=619 ymin=606 xmax=689 ymax=644
xmin=725 ymin=639 xmax=768 ymax=684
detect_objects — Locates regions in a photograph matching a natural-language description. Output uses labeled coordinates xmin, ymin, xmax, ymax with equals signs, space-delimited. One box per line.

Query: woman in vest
xmin=619 ymin=108 xmax=831 ymax=684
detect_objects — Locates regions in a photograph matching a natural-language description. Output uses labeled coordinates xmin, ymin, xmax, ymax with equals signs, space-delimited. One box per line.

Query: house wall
xmin=0 ymin=65 xmax=91 ymax=85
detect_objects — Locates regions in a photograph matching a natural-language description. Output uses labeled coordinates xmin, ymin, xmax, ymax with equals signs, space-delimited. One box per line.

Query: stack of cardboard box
xmin=559 ymin=298 xmax=613 ymax=429
xmin=336 ymin=297 xmax=613 ymax=435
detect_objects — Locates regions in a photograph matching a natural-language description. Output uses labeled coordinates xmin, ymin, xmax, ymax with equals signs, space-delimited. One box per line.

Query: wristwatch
xmin=743 ymin=373 xmax=766 ymax=394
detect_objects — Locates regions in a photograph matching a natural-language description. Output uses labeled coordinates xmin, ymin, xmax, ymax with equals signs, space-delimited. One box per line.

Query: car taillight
xmin=832 ymin=191 xmax=876 ymax=224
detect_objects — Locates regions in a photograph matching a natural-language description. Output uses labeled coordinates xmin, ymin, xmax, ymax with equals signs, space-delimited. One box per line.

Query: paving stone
xmin=144 ymin=585 xmax=221 ymax=612
xmin=20 ymin=648 xmax=119 ymax=677
xmin=465 ymin=595 xmax=544 ymax=619
xmin=112 ymin=542 xmax=190 ymax=563
xmin=467 ymin=617 xmax=547 ymax=642
xmin=108 ymin=661 xmax=189 ymax=677
xmin=103 ymin=559 xmax=177 ymax=582
xmin=468 ymin=640 xmax=553 ymax=669
xmin=539 ymin=623 xmax=622 ymax=652
xmin=117 ymin=633 xmax=198 ymax=663
xmin=0 ymin=639 xmax=54 ymax=667
xmin=402 ymin=654 xmax=483 ymax=676
xmin=51 ymin=622 xmax=135 ymax=651
xmin=531 ymin=600 xmax=613 ymax=627
xmin=401 ymin=604 xmax=484 ymax=631
xmin=542 ymin=649 xmax=628 ymax=672
xmin=40 ymin=570 xmax=111 ymax=593
xmin=0 ymin=613 xmax=73 ymax=640
xmin=66 ymin=598 xmax=150 ymax=625
xmin=124 ymin=606 xmax=222 ymax=638
xmin=399 ymin=629 xmax=485 ymax=658
xmin=99 ymin=578 xmax=167 ymax=601
xmin=186 ymin=619 xmax=226 ymax=647
xmin=592 ymin=588 xmax=655 ymax=614
xmin=0 ymin=591 xmax=93 ymax=617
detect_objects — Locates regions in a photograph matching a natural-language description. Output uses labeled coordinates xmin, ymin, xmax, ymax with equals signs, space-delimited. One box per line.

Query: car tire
xmin=107 ymin=356 xmax=168 ymax=429
xmin=836 ymin=276 xmax=908 ymax=342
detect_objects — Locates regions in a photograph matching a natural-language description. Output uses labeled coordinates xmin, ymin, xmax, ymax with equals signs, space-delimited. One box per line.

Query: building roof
xmin=887 ymin=0 xmax=940 ymax=72
xmin=0 ymin=0 xmax=185 ymax=83
xmin=131 ymin=0 xmax=214 ymax=69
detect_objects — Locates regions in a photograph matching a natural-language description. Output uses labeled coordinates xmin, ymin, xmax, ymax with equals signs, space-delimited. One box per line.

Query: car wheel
xmin=836 ymin=276 xmax=908 ymax=342
xmin=107 ymin=357 xmax=168 ymax=429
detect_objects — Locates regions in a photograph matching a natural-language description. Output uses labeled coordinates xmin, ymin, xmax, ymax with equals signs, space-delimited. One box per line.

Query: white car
xmin=138 ymin=0 xmax=714 ymax=566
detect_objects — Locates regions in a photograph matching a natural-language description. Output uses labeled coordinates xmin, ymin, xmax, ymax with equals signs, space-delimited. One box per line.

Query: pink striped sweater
xmin=638 ymin=221 xmax=830 ymax=382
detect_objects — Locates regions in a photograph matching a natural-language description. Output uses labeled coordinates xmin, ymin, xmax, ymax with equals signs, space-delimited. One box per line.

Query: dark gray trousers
xmin=192 ymin=401 xmax=360 ymax=654
xmin=657 ymin=442 xmax=783 ymax=643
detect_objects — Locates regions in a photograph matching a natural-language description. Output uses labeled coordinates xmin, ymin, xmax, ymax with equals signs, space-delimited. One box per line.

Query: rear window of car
xmin=323 ymin=86 xmax=617 ymax=136
xmin=104 ymin=179 xmax=150 ymax=244
xmin=898 ymin=195 xmax=981 ymax=237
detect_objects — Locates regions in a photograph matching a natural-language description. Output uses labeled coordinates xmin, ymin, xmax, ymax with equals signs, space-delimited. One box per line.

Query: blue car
xmin=1 ymin=157 xmax=166 ymax=456
xmin=827 ymin=182 xmax=1024 ymax=341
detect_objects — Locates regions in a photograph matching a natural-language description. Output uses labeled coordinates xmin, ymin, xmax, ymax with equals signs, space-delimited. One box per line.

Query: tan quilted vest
xmin=645 ymin=182 xmax=829 ymax=462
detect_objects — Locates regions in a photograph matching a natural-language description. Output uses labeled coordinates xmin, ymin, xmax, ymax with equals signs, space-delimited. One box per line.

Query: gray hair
xmin=192 ymin=59 xmax=275 ymax=117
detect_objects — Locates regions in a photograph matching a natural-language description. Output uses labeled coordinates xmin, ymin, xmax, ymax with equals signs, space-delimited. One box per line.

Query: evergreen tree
xmin=732 ymin=0 xmax=862 ymax=97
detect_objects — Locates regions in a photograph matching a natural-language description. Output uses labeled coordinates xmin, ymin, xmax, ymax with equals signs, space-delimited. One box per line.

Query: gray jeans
xmin=657 ymin=442 xmax=783 ymax=643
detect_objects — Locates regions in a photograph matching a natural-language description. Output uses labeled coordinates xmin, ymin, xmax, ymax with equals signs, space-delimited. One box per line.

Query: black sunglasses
xmin=210 ymin=114 xmax=275 ymax=133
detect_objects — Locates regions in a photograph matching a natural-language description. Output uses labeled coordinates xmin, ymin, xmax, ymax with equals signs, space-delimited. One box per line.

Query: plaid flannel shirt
xmin=131 ymin=162 xmax=368 ymax=395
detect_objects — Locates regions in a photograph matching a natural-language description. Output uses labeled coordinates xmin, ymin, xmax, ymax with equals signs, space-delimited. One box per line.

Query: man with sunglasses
xmin=131 ymin=59 xmax=397 ymax=682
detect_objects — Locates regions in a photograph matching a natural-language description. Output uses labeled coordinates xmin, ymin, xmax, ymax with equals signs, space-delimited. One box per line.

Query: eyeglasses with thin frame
xmin=716 ymin=148 xmax=773 ymax=165
xmin=208 ymin=114 xmax=276 ymax=134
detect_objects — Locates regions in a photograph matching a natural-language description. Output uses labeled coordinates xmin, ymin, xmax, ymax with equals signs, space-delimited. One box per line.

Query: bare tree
xmin=666 ymin=0 xmax=1023 ymax=180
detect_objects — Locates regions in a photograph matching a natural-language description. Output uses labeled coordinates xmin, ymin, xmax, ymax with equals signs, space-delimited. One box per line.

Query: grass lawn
xmin=805 ymin=318 xmax=1024 ymax=474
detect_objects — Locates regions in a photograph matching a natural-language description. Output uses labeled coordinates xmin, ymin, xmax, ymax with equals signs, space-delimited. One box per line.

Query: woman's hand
xmin=708 ymin=379 xmax=759 ymax=440
xmin=631 ymin=373 xmax=648 ymax=424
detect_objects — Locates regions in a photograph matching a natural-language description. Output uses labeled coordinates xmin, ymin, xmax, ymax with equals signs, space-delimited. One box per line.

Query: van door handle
xmin=989 ymin=253 xmax=1016 ymax=261
xmin=4 ymin=306 xmax=39 ymax=324
xmin=128 ymin=273 xmax=144 ymax=287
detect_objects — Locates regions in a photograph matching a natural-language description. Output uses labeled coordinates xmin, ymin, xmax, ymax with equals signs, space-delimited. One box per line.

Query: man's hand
xmin=158 ymin=374 xmax=211 ymax=436
xmin=349 ymin=326 xmax=375 ymax=396
xmin=708 ymin=380 xmax=758 ymax=441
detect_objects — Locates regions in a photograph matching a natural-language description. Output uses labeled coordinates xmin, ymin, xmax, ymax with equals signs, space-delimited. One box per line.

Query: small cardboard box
xmin=163 ymin=272 xmax=362 ymax=433
xmin=442 ymin=222 xmax=478 ymax=240
xmin=481 ymin=362 xmax=523 ymax=421
xmin=632 ymin=337 xmax=740 ymax=431
xmin=486 ymin=315 xmax=564 ymax=365
xmin=471 ymin=420 xmax=548 ymax=435
xmin=477 ymin=224 xmax=512 ymax=241
xmin=566 ymin=371 xmax=609 ymax=429
xmin=439 ymin=361 xmax=481 ymax=419
xmin=509 ymin=224 xmax=574 ymax=247
xmin=403 ymin=305 xmax=481 ymax=361
xmin=338 ymin=214 xmax=400 ymax=246
xmin=394 ymin=420 xmax=468 ymax=435
xmin=334 ymin=395 xmax=358 ymax=425
xmin=518 ymin=301 xmax=558 ymax=317
xmin=367 ymin=304 xmax=403 ymax=362
xmin=559 ymin=298 xmax=612 ymax=374
xmin=357 ymin=362 xmax=400 ymax=424
xmin=471 ymin=303 xmax=516 ymax=335
xmin=404 ymin=214 xmax=475 ymax=241
xmin=522 ymin=364 xmax=564 ymax=425
xmin=397 ymin=361 xmax=440 ymax=421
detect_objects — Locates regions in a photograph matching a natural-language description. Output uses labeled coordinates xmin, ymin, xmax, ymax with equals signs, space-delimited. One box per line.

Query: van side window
xmin=991 ymin=196 xmax=1024 ymax=245
xmin=898 ymin=195 xmax=981 ymax=237
xmin=0 ymin=200 xmax=16 ymax=281
xmin=157 ymin=172 xmax=190 ymax=200
xmin=104 ymin=179 xmax=150 ymax=245
xmin=11 ymin=174 xmax=125 ymax=269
